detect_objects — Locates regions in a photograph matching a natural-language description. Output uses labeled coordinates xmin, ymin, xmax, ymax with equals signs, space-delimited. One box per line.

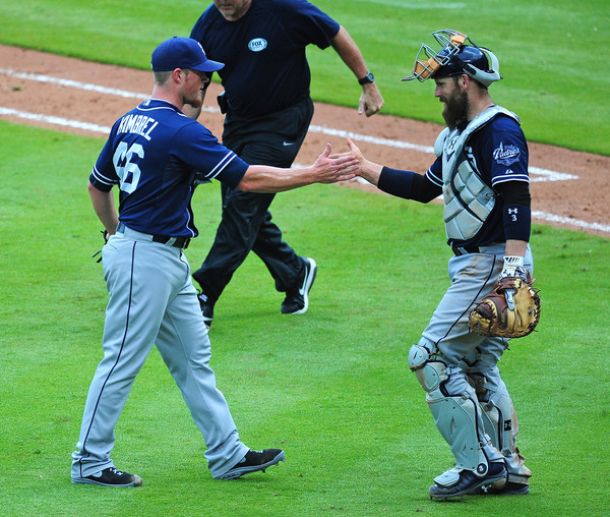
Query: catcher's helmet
xmin=403 ymin=30 xmax=501 ymax=87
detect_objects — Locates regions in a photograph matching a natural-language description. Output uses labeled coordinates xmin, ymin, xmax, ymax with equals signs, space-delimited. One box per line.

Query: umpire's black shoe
xmin=72 ymin=466 xmax=143 ymax=488
xmin=429 ymin=461 xmax=507 ymax=501
xmin=197 ymin=293 xmax=214 ymax=329
xmin=216 ymin=449 xmax=286 ymax=480
xmin=281 ymin=257 xmax=317 ymax=315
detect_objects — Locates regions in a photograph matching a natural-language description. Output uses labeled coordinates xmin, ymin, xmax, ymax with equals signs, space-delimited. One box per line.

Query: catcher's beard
xmin=442 ymin=87 xmax=469 ymax=129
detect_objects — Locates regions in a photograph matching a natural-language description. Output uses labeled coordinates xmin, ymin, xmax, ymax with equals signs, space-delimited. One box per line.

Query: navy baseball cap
xmin=151 ymin=37 xmax=224 ymax=73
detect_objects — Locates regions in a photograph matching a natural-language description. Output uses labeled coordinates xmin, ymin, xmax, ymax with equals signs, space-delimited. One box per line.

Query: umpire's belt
xmin=116 ymin=222 xmax=190 ymax=249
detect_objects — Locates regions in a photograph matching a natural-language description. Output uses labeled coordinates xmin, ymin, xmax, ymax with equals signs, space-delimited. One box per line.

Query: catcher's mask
xmin=403 ymin=29 xmax=501 ymax=87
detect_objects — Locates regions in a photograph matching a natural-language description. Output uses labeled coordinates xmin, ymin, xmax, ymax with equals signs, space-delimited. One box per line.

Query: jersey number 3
xmin=113 ymin=142 xmax=144 ymax=194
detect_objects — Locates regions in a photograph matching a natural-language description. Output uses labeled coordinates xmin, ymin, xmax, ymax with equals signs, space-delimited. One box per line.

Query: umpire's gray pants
xmin=71 ymin=232 xmax=248 ymax=479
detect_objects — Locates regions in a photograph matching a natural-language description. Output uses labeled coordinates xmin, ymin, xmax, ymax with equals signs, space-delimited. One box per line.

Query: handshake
xmin=308 ymin=139 xmax=381 ymax=186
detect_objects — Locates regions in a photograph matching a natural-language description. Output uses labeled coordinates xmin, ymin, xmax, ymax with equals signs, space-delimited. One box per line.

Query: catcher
xmin=348 ymin=30 xmax=540 ymax=500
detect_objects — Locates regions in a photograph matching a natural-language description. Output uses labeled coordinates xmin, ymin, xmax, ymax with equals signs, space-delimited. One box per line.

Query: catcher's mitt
xmin=469 ymin=277 xmax=540 ymax=338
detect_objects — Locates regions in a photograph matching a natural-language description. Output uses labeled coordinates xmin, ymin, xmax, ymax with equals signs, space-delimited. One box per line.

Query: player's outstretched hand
xmin=311 ymin=143 xmax=358 ymax=183
xmin=345 ymin=138 xmax=383 ymax=186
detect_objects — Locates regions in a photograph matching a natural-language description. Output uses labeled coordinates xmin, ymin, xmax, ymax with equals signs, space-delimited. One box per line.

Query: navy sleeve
xmin=175 ymin=123 xmax=249 ymax=188
xmin=89 ymin=130 xmax=120 ymax=192
xmin=496 ymin=181 xmax=532 ymax=241
xmin=426 ymin=156 xmax=444 ymax=188
xmin=378 ymin=167 xmax=441 ymax=202
xmin=481 ymin=116 xmax=529 ymax=188
xmin=277 ymin=0 xmax=340 ymax=48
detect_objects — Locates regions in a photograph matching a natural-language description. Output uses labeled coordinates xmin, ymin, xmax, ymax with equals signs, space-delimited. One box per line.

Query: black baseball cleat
xmin=197 ymin=293 xmax=214 ymax=329
xmin=429 ymin=461 xmax=507 ymax=501
xmin=72 ymin=466 xmax=143 ymax=488
xmin=281 ymin=257 xmax=317 ymax=315
xmin=216 ymin=449 xmax=285 ymax=480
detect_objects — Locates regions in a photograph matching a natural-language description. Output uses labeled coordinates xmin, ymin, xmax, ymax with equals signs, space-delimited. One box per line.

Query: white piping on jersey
xmin=206 ymin=152 xmax=237 ymax=180
xmin=136 ymin=104 xmax=181 ymax=114
xmin=425 ymin=168 xmax=443 ymax=187
xmin=491 ymin=174 xmax=530 ymax=186
xmin=91 ymin=166 xmax=117 ymax=186
xmin=184 ymin=185 xmax=196 ymax=238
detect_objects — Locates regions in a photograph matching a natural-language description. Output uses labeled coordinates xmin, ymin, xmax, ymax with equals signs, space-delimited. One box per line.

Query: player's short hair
xmin=153 ymin=70 xmax=172 ymax=85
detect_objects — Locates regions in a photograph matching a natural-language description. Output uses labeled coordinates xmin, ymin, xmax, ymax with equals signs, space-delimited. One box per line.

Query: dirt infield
xmin=1 ymin=44 xmax=608 ymax=236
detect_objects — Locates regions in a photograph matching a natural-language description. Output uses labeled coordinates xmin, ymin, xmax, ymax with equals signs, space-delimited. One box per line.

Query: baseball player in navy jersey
xmin=188 ymin=0 xmax=384 ymax=328
xmin=70 ymin=36 xmax=357 ymax=487
xmin=348 ymin=30 xmax=533 ymax=500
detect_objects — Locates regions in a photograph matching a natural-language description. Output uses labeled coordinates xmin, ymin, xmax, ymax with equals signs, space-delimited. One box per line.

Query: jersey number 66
xmin=113 ymin=142 xmax=144 ymax=194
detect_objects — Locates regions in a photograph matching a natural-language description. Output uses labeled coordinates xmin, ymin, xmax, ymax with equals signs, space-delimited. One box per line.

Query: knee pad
xmin=408 ymin=341 xmax=447 ymax=393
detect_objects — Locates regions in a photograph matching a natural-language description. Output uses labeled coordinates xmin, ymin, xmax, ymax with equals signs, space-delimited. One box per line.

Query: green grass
xmin=0 ymin=0 xmax=609 ymax=155
xmin=0 ymin=121 xmax=609 ymax=516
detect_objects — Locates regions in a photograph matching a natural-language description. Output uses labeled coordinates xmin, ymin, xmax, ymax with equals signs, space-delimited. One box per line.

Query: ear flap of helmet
xmin=462 ymin=47 xmax=501 ymax=87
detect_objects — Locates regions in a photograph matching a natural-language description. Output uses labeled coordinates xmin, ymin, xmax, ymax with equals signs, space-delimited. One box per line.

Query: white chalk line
xmin=0 ymin=74 xmax=606 ymax=234
xmin=0 ymin=68 xmax=578 ymax=183
xmin=532 ymin=211 xmax=610 ymax=234
xmin=0 ymin=106 xmax=111 ymax=133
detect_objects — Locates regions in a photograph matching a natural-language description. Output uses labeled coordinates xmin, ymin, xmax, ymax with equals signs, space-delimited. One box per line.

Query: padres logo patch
xmin=493 ymin=142 xmax=521 ymax=166
xmin=248 ymin=38 xmax=268 ymax=52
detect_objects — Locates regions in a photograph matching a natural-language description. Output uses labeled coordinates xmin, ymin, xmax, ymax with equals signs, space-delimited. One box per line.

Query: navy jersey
xmin=89 ymin=99 xmax=249 ymax=237
xmin=425 ymin=114 xmax=529 ymax=247
xmin=191 ymin=0 xmax=340 ymax=118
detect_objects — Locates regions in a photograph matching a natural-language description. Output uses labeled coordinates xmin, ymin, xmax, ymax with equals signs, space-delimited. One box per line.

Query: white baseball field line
xmin=0 ymin=69 xmax=607 ymax=234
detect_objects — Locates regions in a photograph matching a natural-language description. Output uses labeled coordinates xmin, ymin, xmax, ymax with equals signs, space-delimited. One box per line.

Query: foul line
xmin=0 ymin=68 xmax=220 ymax=113
xmin=0 ymin=107 xmax=111 ymax=133
xmin=1 ymin=68 xmax=578 ymax=183
xmin=4 ymin=107 xmax=605 ymax=234
xmin=0 ymin=73 xmax=606 ymax=234
xmin=532 ymin=211 xmax=610 ymax=234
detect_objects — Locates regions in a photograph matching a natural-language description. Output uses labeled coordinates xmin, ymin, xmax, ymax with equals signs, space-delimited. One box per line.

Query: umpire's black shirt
xmin=191 ymin=0 xmax=340 ymax=119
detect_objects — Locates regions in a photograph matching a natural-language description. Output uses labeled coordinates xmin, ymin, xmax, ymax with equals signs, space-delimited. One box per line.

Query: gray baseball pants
xmin=71 ymin=228 xmax=248 ymax=480
xmin=417 ymin=243 xmax=533 ymax=469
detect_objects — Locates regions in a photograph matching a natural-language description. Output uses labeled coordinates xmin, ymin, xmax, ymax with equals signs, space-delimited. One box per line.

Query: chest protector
xmin=435 ymin=105 xmax=520 ymax=242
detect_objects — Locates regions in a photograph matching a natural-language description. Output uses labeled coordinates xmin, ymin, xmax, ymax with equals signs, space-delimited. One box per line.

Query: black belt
xmin=117 ymin=223 xmax=191 ymax=249
xmin=152 ymin=235 xmax=191 ymax=249
xmin=452 ymin=244 xmax=480 ymax=256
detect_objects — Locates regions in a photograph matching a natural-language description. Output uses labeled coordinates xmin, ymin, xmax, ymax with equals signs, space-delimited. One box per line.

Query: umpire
xmin=189 ymin=0 xmax=384 ymax=327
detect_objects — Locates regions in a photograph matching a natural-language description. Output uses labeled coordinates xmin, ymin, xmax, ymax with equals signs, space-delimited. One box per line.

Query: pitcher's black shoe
xmin=217 ymin=449 xmax=285 ymax=480
xmin=197 ymin=293 xmax=214 ymax=329
xmin=429 ymin=461 xmax=507 ymax=501
xmin=281 ymin=257 xmax=317 ymax=315
xmin=72 ymin=466 xmax=142 ymax=487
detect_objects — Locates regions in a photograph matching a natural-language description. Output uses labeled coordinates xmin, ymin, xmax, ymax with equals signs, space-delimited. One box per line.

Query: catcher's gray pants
xmin=71 ymin=230 xmax=248 ymax=480
xmin=415 ymin=243 xmax=533 ymax=471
